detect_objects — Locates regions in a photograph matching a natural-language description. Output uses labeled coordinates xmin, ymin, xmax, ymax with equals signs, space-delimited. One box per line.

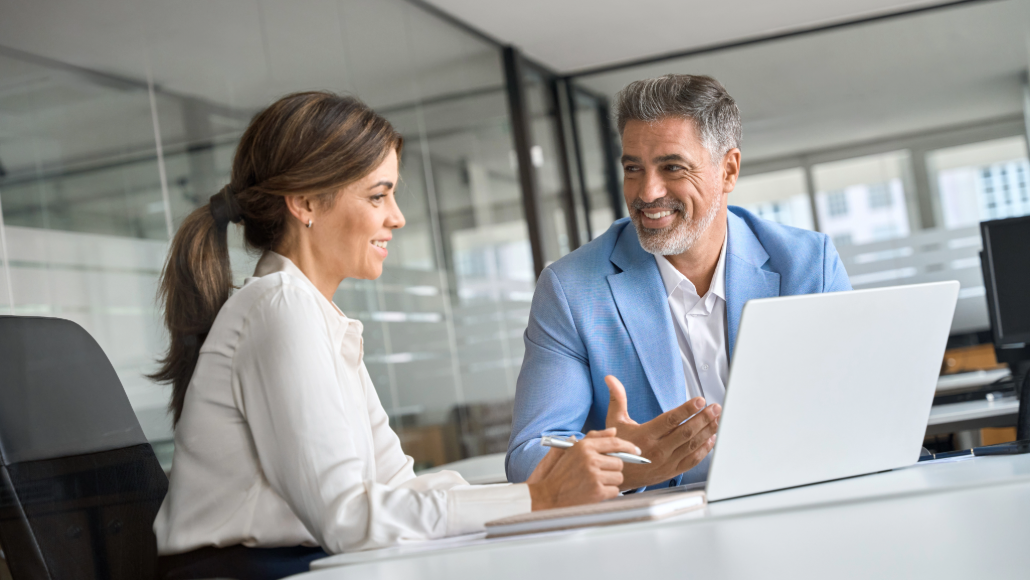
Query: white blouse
xmin=154 ymin=252 xmax=531 ymax=555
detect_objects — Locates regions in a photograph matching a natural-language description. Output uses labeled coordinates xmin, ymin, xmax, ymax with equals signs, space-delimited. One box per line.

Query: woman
xmin=152 ymin=92 xmax=636 ymax=580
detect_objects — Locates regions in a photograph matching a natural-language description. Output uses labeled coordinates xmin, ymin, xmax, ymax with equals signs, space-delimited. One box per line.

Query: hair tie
xmin=209 ymin=185 xmax=243 ymax=228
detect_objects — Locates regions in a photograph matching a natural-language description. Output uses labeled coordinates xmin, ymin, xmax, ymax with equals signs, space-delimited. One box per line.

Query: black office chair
xmin=0 ymin=316 xmax=168 ymax=580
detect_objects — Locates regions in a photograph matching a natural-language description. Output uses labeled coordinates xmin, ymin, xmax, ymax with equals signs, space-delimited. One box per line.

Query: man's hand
xmin=604 ymin=375 xmax=721 ymax=491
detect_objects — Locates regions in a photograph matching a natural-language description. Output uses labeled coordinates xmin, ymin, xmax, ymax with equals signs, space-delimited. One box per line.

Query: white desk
xmin=926 ymin=396 xmax=1020 ymax=435
xmin=291 ymin=454 xmax=1030 ymax=580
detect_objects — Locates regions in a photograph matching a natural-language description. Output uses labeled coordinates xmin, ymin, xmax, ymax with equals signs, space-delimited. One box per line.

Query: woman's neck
xmin=274 ymin=242 xmax=342 ymax=304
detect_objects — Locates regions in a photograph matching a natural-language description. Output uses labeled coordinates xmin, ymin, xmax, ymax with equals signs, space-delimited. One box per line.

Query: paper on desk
xmin=917 ymin=455 xmax=976 ymax=465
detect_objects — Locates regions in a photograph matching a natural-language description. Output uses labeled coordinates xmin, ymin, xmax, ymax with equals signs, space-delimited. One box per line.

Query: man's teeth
xmin=372 ymin=241 xmax=388 ymax=249
xmin=643 ymin=210 xmax=673 ymax=219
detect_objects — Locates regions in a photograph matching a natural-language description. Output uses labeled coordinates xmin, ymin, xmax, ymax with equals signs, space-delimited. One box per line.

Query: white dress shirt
xmin=154 ymin=252 xmax=530 ymax=555
xmin=654 ymin=234 xmax=729 ymax=407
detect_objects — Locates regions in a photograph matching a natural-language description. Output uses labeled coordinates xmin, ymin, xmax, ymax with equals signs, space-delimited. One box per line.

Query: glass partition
xmin=0 ymin=0 xmax=531 ymax=470
xmin=570 ymin=88 xmax=620 ymax=238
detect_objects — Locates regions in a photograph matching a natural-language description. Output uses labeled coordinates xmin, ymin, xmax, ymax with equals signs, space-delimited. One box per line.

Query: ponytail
xmin=150 ymin=187 xmax=240 ymax=425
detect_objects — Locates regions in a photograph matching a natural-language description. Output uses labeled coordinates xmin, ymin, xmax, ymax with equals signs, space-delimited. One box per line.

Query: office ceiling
xmin=0 ymin=0 xmax=1027 ymax=172
xmin=423 ymin=0 xmax=960 ymax=72
xmin=574 ymin=0 xmax=1030 ymax=162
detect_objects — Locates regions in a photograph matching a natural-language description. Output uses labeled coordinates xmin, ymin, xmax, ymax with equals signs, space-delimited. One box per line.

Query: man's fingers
xmin=652 ymin=397 xmax=707 ymax=435
xmin=675 ymin=434 xmax=717 ymax=472
xmin=583 ymin=428 xmax=617 ymax=439
xmin=581 ymin=435 xmax=642 ymax=456
xmin=599 ymin=485 xmax=622 ymax=501
xmin=604 ymin=375 xmax=634 ymax=426
xmin=667 ymin=416 xmax=720 ymax=459
xmin=597 ymin=469 xmax=625 ymax=486
xmin=661 ymin=404 xmax=719 ymax=443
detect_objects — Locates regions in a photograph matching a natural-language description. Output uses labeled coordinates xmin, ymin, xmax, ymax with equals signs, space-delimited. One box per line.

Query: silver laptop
xmin=704 ymin=281 xmax=960 ymax=502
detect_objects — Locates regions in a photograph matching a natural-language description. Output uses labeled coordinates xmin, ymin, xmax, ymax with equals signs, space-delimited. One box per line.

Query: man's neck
xmin=663 ymin=217 xmax=726 ymax=297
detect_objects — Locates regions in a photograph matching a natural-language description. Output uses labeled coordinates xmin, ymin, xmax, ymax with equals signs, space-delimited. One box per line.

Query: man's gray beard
xmin=633 ymin=200 xmax=721 ymax=256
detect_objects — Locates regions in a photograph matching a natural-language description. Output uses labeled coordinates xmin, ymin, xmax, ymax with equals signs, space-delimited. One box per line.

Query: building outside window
xmin=813 ymin=150 xmax=913 ymax=246
xmin=826 ymin=190 xmax=849 ymax=217
xmin=729 ymin=168 xmax=814 ymax=230
xmin=867 ymin=182 xmax=894 ymax=209
xmin=929 ymin=136 xmax=1030 ymax=229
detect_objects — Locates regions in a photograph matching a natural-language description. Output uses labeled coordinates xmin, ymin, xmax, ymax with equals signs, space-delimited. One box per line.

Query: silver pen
xmin=540 ymin=435 xmax=651 ymax=464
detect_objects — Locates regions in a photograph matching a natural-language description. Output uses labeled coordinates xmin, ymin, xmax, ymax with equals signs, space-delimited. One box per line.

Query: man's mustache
xmin=631 ymin=198 xmax=685 ymax=212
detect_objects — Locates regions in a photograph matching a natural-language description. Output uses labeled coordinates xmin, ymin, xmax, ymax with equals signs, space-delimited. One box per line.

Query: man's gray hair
xmin=613 ymin=74 xmax=741 ymax=163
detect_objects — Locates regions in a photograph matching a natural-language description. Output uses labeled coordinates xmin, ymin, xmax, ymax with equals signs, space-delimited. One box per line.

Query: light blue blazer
xmin=505 ymin=206 xmax=852 ymax=489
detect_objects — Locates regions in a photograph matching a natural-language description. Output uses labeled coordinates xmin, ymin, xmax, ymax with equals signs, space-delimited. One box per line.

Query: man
xmin=506 ymin=74 xmax=851 ymax=491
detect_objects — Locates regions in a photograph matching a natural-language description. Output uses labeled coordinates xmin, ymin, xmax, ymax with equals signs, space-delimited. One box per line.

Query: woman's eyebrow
xmin=369 ymin=180 xmax=394 ymax=190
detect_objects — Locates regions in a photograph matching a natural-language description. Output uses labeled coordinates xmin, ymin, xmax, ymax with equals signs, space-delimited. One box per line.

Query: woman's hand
xmin=525 ymin=428 xmax=641 ymax=511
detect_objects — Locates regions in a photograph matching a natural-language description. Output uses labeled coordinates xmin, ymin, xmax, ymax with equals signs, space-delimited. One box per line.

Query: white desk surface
xmin=416 ymin=452 xmax=507 ymax=484
xmin=927 ymin=395 xmax=1020 ymax=425
xmin=292 ymin=454 xmax=1030 ymax=580
xmin=935 ymin=368 xmax=1011 ymax=393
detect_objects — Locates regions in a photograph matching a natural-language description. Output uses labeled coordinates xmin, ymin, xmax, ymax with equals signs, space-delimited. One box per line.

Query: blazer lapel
xmin=725 ymin=212 xmax=781 ymax=360
xmin=607 ymin=225 xmax=686 ymax=414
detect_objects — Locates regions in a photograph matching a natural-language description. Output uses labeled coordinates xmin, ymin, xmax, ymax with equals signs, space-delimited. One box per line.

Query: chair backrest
xmin=0 ymin=316 xmax=168 ymax=580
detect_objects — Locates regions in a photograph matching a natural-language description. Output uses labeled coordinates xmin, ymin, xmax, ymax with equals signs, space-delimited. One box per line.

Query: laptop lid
xmin=705 ymin=281 xmax=959 ymax=502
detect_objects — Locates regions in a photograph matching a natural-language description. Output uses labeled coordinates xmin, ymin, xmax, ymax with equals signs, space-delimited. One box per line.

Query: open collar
xmin=252 ymin=251 xmax=364 ymax=366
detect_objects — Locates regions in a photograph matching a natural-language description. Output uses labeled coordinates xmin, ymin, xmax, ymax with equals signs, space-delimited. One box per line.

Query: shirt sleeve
xmin=232 ymin=280 xmax=530 ymax=553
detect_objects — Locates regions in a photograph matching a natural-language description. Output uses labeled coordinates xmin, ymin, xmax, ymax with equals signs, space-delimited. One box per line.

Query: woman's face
xmin=315 ymin=148 xmax=405 ymax=280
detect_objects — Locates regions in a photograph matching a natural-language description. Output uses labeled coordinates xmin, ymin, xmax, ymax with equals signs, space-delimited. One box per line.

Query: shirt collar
xmin=654 ymin=231 xmax=728 ymax=302
xmin=253 ymin=251 xmax=348 ymax=319
xmin=251 ymin=251 xmax=364 ymax=365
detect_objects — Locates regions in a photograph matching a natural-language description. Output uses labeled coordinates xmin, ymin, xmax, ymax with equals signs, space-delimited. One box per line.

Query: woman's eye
xmin=370 ymin=194 xmax=386 ymax=202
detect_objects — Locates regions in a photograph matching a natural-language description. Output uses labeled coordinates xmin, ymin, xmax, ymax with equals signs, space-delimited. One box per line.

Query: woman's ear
xmin=283 ymin=194 xmax=316 ymax=227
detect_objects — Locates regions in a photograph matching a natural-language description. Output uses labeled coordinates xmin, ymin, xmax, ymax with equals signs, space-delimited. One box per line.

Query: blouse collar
xmin=251 ymin=251 xmax=364 ymax=365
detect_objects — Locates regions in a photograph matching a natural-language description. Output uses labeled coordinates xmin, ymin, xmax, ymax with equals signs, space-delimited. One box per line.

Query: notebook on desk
xmin=485 ymin=488 xmax=706 ymax=537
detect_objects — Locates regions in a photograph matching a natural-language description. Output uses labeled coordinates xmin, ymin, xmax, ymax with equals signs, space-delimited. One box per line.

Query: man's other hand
xmin=604 ymin=374 xmax=721 ymax=491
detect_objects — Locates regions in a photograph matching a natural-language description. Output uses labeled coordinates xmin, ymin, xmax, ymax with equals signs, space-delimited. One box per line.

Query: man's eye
xmin=623 ymin=165 xmax=640 ymax=173
xmin=665 ymin=165 xmax=684 ymax=171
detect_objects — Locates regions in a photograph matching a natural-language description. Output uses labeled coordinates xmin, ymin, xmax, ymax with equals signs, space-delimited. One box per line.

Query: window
xmin=827 ymin=191 xmax=849 ymax=217
xmin=833 ymin=233 xmax=853 ymax=248
xmin=813 ymin=150 xmax=912 ymax=246
xmin=867 ymin=183 xmax=893 ymax=209
xmin=729 ymin=168 xmax=814 ymax=230
xmin=928 ymin=136 xmax=1030 ymax=229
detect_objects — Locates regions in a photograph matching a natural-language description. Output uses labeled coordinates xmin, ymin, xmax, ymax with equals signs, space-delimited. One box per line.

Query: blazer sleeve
xmin=506 ymin=267 xmax=595 ymax=483
xmin=822 ymin=234 xmax=853 ymax=292
xmin=234 ymin=283 xmax=530 ymax=553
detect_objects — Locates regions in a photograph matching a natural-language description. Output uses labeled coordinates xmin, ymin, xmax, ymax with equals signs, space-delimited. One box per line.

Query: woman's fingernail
xmin=634 ymin=446 xmax=642 ymax=455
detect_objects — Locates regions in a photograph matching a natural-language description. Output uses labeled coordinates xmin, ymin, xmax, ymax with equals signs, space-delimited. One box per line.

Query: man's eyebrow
xmin=369 ymin=180 xmax=394 ymax=190
xmin=620 ymin=155 xmax=642 ymax=164
xmin=653 ymin=154 xmax=689 ymax=164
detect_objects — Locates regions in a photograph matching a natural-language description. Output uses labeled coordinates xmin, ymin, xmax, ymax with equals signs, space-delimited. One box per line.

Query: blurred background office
xmin=1 ymin=0 xmax=1029 ymax=473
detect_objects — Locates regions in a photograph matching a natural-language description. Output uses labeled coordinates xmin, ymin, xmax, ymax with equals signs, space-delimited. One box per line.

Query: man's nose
xmin=638 ymin=170 xmax=666 ymax=203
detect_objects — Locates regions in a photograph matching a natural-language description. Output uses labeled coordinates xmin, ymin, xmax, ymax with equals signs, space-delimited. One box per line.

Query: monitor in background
xmin=980 ymin=215 xmax=1030 ymax=440
xmin=980 ymin=215 xmax=1030 ymax=369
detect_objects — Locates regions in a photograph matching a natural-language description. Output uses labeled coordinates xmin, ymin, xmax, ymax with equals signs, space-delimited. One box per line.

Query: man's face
xmin=620 ymin=117 xmax=735 ymax=256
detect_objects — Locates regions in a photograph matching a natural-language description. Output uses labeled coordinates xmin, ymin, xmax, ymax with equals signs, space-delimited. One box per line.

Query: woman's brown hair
xmin=150 ymin=91 xmax=403 ymax=424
